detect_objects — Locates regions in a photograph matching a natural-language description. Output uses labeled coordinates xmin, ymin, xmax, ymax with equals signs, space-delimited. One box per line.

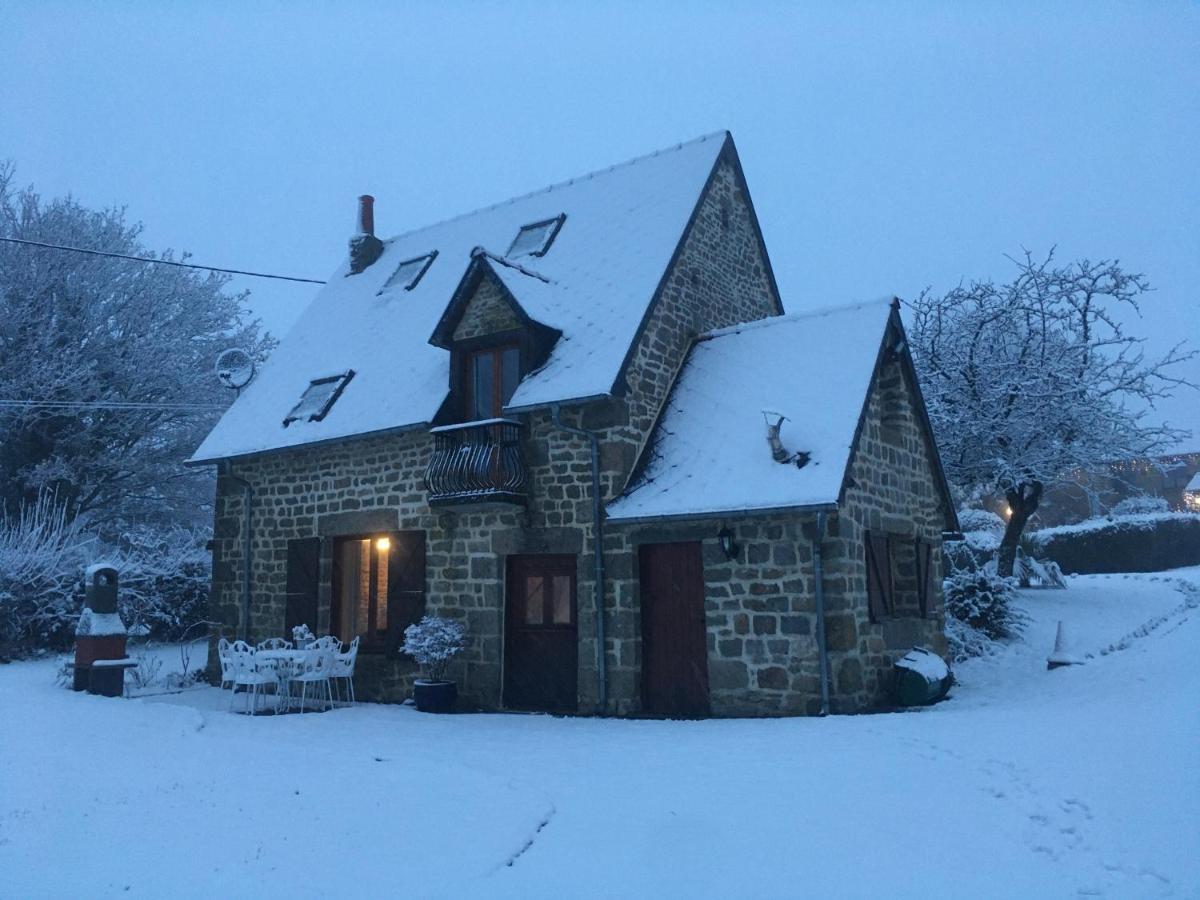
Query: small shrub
xmin=128 ymin=650 xmax=164 ymax=691
xmin=957 ymin=507 xmax=1005 ymax=534
xmin=943 ymin=566 xmax=1028 ymax=664
xmin=400 ymin=616 xmax=467 ymax=683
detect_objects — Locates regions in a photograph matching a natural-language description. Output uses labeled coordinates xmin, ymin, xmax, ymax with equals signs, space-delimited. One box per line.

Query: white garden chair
xmin=330 ymin=635 xmax=360 ymax=707
xmin=256 ymin=637 xmax=292 ymax=651
xmin=217 ymin=637 xmax=234 ymax=690
xmin=288 ymin=644 xmax=336 ymax=713
xmin=228 ymin=640 xmax=278 ymax=715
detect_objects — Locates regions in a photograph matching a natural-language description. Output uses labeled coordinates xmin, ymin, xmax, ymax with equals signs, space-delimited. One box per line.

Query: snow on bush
xmin=1110 ymin=495 xmax=1170 ymax=517
xmin=942 ymin=543 xmax=1028 ymax=662
xmin=0 ymin=494 xmax=92 ymax=650
xmin=401 ymin=616 xmax=467 ymax=683
xmin=0 ymin=493 xmax=211 ymax=654
xmin=957 ymin=507 xmax=1005 ymax=534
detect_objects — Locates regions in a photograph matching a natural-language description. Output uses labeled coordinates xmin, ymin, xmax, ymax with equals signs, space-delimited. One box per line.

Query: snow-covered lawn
xmin=2 ymin=571 xmax=1198 ymax=898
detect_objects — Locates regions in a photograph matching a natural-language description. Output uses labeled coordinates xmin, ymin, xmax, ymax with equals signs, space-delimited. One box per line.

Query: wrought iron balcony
xmin=426 ymin=418 xmax=529 ymax=506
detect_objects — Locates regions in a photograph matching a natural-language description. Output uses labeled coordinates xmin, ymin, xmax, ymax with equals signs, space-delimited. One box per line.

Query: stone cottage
xmin=189 ymin=131 xmax=958 ymax=716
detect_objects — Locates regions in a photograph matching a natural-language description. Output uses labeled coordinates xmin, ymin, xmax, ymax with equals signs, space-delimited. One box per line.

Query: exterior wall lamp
xmin=718 ymin=526 xmax=740 ymax=560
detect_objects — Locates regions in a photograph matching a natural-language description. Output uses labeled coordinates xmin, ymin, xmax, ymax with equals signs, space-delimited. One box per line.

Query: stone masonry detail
xmin=205 ymin=149 xmax=947 ymax=718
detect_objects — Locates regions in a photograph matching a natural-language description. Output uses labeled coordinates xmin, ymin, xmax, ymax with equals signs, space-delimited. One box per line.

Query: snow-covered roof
xmin=607 ymin=299 xmax=894 ymax=522
xmin=1185 ymin=471 xmax=1200 ymax=493
xmin=190 ymin=132 xmax=730 ymax=463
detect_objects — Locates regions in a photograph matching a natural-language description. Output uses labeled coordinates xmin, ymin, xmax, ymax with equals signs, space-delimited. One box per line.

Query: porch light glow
xmin=375 ymin=537 xmax=391 ymax=552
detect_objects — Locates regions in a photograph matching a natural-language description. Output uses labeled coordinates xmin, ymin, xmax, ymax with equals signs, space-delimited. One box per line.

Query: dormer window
xmin=283 ymin=370 xmax=354 ymax=426
xmin=379 ymin=251 xmax=437 ymax=294
xmin=464 ymin=345 xmax=520 ymax=420
xmin=507 ymin=214 xmax=565 ymax=259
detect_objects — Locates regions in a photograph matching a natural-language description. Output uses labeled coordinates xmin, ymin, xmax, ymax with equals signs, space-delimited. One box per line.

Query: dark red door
xmin=639 ymin=542 xmax=710 ymax=717
xmin=504 ymin=555 xmax=578 ymax=711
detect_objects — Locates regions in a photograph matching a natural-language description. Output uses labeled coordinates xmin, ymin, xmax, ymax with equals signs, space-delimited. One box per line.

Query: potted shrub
xmin=400 ymin=616 xmax=466 ymax=713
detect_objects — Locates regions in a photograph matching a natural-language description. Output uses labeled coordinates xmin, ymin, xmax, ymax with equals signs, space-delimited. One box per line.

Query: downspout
xmin=220 ymin=460 xmax=253 ymax=641
xmin=812 ymin=511 xmax=831 ymax=716
xmin=550 ymin=404 xmax=607 ymax=713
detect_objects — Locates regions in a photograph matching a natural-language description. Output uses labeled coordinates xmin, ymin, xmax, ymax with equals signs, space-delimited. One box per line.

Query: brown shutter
xmin=387 ymin=531 xmax=426 ymax=654
xmin=285 ymin=537 xmax=321 ymax=635
xmin=915 ymin=538 xmax=934 ymax=617
xmin=865 ymin=531 xmax=893 ymax=622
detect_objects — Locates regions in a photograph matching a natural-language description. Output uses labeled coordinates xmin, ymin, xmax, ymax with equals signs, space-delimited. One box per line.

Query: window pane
xmin=472 ymin=352 xmax=494 ymax=420
xmin=375 ymin=542 xmax=389 ymax=634
xmin=337 ymin=539 xmax=363 ymax=640
xmin=501 ymin=347 xmax=520 ymax=408
xmin=523 ymin=576 xmax=545 ymax=624
xmin=551 ymin=575 xmax=572 ymax=624
xmin=508 ymin=221 xmax=554 ymax=257
xmin=356 ymin=539 xmax=371 ymax=637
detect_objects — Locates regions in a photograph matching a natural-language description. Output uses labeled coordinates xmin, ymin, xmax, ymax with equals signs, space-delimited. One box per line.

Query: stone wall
xmin=825 ymin=348 xmax=950 ymax=711
xmin=452 ymin=273 xmax=521 ymax=342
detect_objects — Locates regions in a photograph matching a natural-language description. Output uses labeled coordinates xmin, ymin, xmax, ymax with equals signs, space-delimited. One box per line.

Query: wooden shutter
xmin=865 ymin=531 xmax=893 ymax=623
xmin=915 ymin=538 xmax=934 ymax=617
xmin=285 ymin=537 xmax=321 ymax=635
xmin=386 ymin=531 xmax=427 ymax=654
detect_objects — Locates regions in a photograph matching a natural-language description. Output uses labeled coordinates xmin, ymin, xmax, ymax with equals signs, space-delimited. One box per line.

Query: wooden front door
xmin=504 ymin=555 xmax=578 ymax=711
xmin=639 ymin=541 xmax=711 ymax=717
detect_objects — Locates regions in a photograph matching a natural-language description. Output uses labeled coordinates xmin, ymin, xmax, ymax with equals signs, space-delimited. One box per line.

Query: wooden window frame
xmin=865 ymin=530 xmax=896 ymax=623
xmin=462 ymin=342 xmax=520 ymax=422
xmin=331 ymin=531 xmax=426 ymax=654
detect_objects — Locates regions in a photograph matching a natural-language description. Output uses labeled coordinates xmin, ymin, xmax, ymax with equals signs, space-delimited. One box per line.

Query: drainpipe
xmin=220 ymin=461 xmax=254 ymax=641
xmin=550 ymin=404 xmax=607 ymax=713
xmin=812 ymin=511 xmax=831 ymax=716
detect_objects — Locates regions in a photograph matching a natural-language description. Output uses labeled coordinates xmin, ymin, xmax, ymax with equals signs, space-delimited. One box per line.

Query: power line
xmin=0 ymin=399 xmax=225 ymax=411
xmin=0 ymin=236 xmax=327 ymax=285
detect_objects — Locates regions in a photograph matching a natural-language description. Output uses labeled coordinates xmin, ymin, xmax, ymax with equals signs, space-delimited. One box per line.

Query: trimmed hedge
xmin=1031 ymin=514 xmax=1200 ymax=575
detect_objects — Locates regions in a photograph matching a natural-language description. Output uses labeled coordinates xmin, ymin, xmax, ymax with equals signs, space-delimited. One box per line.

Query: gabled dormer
xmin=430 ymin=249 xmax=562 ymax=424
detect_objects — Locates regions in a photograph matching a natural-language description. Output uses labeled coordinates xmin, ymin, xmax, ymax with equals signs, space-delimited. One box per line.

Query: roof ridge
xmin=382 ymin=130 xmax=729 ymax=245
xmin=700 ymin=297 xmax=895 ymax=342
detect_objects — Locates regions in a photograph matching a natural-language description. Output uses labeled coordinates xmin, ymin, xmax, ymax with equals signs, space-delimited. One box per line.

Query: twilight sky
xmin=2 ymin=2 xmax=1197 ymax=449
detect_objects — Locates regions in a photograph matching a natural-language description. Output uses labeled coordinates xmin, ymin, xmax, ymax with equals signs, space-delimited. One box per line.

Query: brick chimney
xmin=348 ymin=194 xmax=383 ymax=275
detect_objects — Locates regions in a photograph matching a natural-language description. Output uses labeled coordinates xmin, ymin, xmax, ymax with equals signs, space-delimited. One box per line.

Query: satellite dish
xmin=215 ymin=348 xmax=255 ymax=391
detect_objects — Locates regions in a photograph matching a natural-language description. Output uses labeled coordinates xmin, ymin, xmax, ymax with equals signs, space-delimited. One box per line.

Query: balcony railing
xmin=426 ymin=418 xmax=529 ymax=506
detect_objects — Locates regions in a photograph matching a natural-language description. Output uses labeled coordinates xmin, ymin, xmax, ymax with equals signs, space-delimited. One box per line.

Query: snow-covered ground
xmin=2 ymin=571 xmax=1197 ymax=898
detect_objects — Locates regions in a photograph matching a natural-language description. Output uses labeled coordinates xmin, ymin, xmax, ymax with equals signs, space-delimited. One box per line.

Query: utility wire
xmin=0 ymin=236 xmax=327 ymax=285
xmin=0 ymin=399 xmax=225 ymax=411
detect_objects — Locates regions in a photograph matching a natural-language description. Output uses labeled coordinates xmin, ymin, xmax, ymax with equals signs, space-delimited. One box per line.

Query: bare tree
xmin=0 ymin=162 xmax=273 ymax=528
xmin=908 ymin=249 xmax=1195 ymax=577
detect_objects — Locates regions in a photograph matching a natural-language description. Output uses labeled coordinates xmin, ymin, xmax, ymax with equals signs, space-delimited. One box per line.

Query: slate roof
xmin=607 ymin=299 xmax=902 ymax=522
xmin=190 ymin=132 xmax=732 ymax=463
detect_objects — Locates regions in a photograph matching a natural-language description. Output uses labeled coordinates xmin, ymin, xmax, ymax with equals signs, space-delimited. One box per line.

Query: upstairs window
xmin=507 ymin=214 xmax=566 ymax=258
xmin=283 ymin=370 xmax=354 ymax=426
xmin=464 ymin=345 xmax=520 ymax=420
xmin=379 ymin=251 xmax=437 ymax=294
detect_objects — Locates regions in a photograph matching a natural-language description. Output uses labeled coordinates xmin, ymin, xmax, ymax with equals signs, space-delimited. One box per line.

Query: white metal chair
xmin=330 ymin=635 xmax=360 ymax=706
xmin=256 ymin=637 xmax=292 ymax=651
xmin=228 ymin=640 xmax=278 ymax=715
xmin=217 ymin=637 xmax=234 ymax=690
xmin=312 ymin=635 xmax=341 ymax=652
xmin=288 ymin=644 xmax=336 ymax=713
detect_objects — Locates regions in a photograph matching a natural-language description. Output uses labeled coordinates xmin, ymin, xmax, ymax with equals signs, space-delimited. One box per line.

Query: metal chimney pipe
xmin=356 ymin=195 xmax=375 ymax=236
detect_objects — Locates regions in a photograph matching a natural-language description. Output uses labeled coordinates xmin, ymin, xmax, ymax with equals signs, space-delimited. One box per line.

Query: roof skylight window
xmin=507 ymin=214 xmax=566 ymax=258
xmin=379 ymin=251 xmax=437 ymax=294
xmin=283 ymin=370 xmax=354 ymax=426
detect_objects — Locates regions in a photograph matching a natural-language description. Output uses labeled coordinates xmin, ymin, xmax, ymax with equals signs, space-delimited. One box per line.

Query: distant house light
xmin=507 ymin=214 xmax=566 ymax=258
xmin=379 ymin=251 xmax=437 ymax=294
xmin=283 ymin=370 xmax=355 ymax=426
